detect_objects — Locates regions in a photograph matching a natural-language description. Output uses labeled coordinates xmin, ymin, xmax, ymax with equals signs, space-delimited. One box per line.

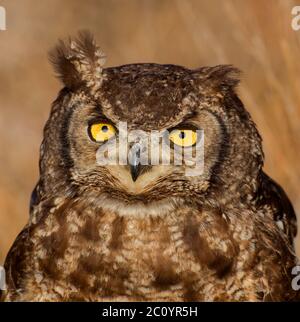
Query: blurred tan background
xmin=0 ymin=0 xmax=300 ymax=263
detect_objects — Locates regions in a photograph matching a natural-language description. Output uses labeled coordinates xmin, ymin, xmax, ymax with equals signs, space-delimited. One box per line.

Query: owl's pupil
xmin=102 ymin=125 xmax=108 ymax=132
xmin=179 ymin=131 xmax=185 ymax=139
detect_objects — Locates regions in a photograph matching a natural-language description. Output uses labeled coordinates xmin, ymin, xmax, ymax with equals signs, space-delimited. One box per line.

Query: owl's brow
xmin=86 ymin=107 xmax=115 ymax=125
xmin=166 ymin=110 xmax=199 ymax=131
xmin=87 ymin=116 xmax=114 ymax=126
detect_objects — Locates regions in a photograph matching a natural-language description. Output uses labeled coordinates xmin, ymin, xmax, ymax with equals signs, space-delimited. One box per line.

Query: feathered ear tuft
xmin=197 ymin=65 xmax=241 ymax=91
xmin=49 ymin=31 xmax=106 ymax=93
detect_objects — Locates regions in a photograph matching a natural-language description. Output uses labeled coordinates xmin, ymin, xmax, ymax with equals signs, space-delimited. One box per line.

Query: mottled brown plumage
xmin=1 ymin=32 xmax=299 ymax=301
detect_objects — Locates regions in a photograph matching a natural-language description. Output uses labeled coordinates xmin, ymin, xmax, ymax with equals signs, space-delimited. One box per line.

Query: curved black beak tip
xmin=130 ymin=164 xmax=141 ymax=182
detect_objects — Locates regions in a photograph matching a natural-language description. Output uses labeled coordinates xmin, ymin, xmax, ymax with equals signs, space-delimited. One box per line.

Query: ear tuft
xmin=49 ymin=31 xmax=106 ymax=93
xmin=197 ymin=65 xmax=241 ymax=90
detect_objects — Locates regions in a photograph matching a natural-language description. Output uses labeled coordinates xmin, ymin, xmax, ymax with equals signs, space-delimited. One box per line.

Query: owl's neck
xmin=84 ymin=193 xmax=187 ymax=218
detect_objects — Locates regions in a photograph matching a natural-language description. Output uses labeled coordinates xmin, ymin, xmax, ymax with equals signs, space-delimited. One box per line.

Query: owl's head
xmin=40 ymin=32 xmax=263 ymax=209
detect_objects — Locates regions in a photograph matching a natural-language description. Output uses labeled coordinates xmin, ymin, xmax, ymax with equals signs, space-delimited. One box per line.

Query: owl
xmin=1 ymin=31 xmax=299 ymax=302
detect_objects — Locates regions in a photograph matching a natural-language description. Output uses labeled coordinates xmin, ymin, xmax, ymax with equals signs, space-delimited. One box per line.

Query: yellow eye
xmin=89 ymin=123 xmax=116 ymax=142
xmin=169 ymin=129 xmax=198 ymax=147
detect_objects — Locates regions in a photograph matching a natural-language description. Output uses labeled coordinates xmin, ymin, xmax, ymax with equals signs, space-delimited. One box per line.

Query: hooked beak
xmin=129 ymin=144 xmax=142 ymax=182
xmin=130 ymin=163 xmax=142 ymax=182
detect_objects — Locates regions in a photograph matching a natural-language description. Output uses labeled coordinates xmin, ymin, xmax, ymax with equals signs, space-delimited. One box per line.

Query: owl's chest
xmin=31 ymin=206 xmax=251 ymax=301
xmin=72 ymin=211 xmax=201 ymax=300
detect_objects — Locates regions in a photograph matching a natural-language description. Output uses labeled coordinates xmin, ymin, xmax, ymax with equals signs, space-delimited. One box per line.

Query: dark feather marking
xmin=78 ymin=253 xmax=104 ymax=274
xmin=68 ymin=270 xmax=91 ymax=291
xmin=81 ymin=217 xmax=100 ymax=242
xmin=109 ymin=216 xmax=125 ymax=250
xmin=152 ymin=256 xmax=180 ymax=290
xmin=183 ymin=277 xmax=201 ymax=302
xmin=41 ymin=227 xmax=69 ymax=259
xmin=183 ymin=215 xmax=234 ymax=278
